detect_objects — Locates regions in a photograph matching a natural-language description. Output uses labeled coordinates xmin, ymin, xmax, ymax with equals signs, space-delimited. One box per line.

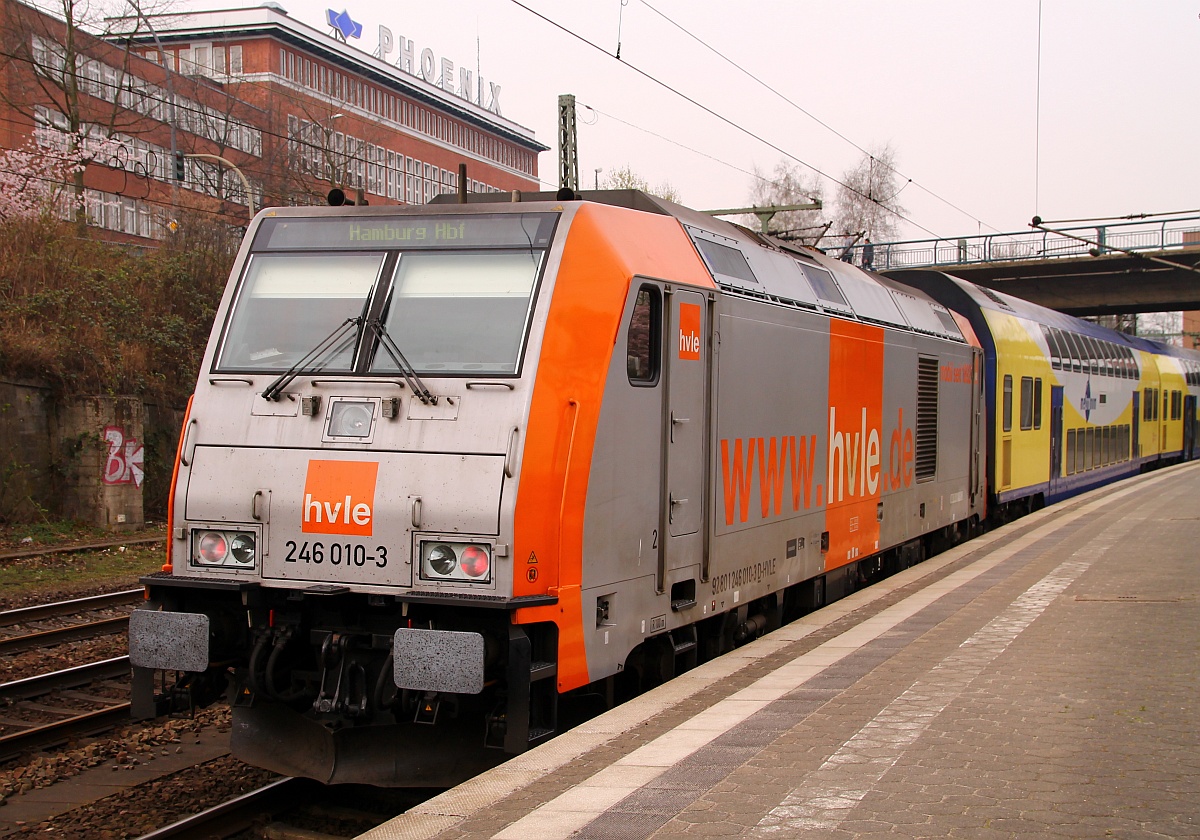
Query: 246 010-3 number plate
xmin=284 ymin=540 xmax=389 ymax=568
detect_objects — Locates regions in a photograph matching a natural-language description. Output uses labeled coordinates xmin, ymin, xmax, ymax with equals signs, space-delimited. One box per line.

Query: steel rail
xmin=0 ymin=656 xmax=131 ymax=703
xmin=0 ymin=703 xmax=132 ymax=761
xmin=0 ymin=589 xmax=143 ymax=628
xmin=134 ymin=777 xmax=319 ymax=840
xmin=0 ymin=615 xmax=130 ymax=655
xmin=0 ymin=536 xmax=163 ymax=563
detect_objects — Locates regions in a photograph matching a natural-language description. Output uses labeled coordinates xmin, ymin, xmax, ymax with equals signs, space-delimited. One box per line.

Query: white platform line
xmin=490 ymin=516 xmax=1108 ymax=840
xmin=750 ymin=514 xmax=1141 ymax=836
xmin=358 ymin=468 xmax=1180 ymax=840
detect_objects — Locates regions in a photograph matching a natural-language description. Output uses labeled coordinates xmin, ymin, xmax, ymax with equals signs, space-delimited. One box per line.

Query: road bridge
xmin=847 ymin=215 xmax=1200 ymax=317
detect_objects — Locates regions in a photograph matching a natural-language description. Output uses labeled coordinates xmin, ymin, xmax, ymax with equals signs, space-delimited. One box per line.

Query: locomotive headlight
xmin=427 ymin=543 xmax=457 ymax=576
xmin=191 ymin=529 xmax=257 ymax=570
xmin=459 ymin=545 xmax=490 ymax=578
xmin=197 ymin=531 xmax=229 ymax=564
xmin=229 ymin=533 xmax=256 ymax=564
xmin=419 ymin=540 xmax=493 ymax=584
xmin=328 ymin=399 xmax=375 ymax=438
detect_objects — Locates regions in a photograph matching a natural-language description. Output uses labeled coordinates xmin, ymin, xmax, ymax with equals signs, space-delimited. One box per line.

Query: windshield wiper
xmin=261 ymin=317 xmax=361 ymax=402
xmin=369 ymin=319 xmax=437 ymax=405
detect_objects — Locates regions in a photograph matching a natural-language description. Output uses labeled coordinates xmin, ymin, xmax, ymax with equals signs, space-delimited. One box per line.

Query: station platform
xmin=362 ymin=462 xmax=1200 ymax=840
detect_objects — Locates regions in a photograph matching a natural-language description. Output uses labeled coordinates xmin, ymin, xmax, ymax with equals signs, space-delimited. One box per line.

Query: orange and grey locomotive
xmin=130 ymin=191 xmax=1195 ymax=786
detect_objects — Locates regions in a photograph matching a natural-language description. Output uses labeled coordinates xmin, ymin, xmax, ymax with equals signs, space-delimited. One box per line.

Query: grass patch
xmin=0 ymin=522 xmax=164 ymax=554
xmin=0 ymin=543 xmax=164 ymax=605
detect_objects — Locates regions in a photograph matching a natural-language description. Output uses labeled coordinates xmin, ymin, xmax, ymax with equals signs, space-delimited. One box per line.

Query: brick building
xmin=0 ymin=0 xmax=546 ymax=241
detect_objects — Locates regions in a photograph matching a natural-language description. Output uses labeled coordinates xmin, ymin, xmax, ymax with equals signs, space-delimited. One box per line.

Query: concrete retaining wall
xmin=0 ymin=379 xmax=185 ymax=529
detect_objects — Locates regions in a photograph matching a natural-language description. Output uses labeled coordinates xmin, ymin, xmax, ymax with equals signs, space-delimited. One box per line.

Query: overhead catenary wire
xmin=635 ymin=0 xmax=1005 ymax=237
xmin=504 ymin=0 xmax=944 ymax=240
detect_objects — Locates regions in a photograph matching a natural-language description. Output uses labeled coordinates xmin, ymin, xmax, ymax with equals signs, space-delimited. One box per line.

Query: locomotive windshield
xmin=214 ymin=212 xmax=556 ymax=376
xmin=217 ymin=252 xmax=380 ymax=372
xmin=370 ymin=252 xmax=540 ymax=375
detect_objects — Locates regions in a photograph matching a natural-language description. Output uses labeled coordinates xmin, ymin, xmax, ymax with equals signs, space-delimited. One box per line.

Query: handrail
xmin=833 ymin=214 xmax=1200 ymax=271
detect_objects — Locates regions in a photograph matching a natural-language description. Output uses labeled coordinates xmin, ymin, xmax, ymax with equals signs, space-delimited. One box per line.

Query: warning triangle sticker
xmin=527 ymin=551 xmax=538 ymax=564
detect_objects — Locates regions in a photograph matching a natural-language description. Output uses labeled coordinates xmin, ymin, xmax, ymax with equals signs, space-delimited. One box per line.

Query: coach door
xmin=660 ymin=288 xmax=708 ymax=588
xmin=1049 ymin=386 xmax=1064 ymax=494
xmin=1132 ymin=391 xmax=1141 ymax=460
xmin=1185 ymin=396 xmax=1198 ymax=460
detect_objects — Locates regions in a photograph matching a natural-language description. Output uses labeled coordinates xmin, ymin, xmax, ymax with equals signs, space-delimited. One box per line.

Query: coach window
xmin=1081 ymin=336 xmax=1096 ymax=375
xmin=1046 ymin=328 xmax=1063 ymax=370
xmin=1019 ymin=376 xmax=1034 ymax=430
xmin=1064 ymin=332 xmax=1083 ymax=373
xmin=627 ymin=286 xmax=661 ymax=385
xmin=1034 ymin=377 xmax=1043 ymax=429
xmin=1003 ymin=375 xmax=1013 ymax=432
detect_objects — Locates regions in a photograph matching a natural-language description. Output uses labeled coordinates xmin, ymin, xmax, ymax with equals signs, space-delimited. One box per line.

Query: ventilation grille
xmin=977 ymin=286 xmax=1014 ymax=311
xmin=916 ymin=357 xmax=939 ymax=481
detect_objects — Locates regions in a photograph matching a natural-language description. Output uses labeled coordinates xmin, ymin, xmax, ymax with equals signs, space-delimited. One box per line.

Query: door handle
xmin=670 ymin=412 xmax=690 ymax=442
xmin=669 ymin=493 xmax=688 ymax=524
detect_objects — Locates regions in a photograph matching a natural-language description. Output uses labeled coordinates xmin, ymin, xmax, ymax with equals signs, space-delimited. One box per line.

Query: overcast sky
xmin=217 ymin=0 xmax=1197 ymax=242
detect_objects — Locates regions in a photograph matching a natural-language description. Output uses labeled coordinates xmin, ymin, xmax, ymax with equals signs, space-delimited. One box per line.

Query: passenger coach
xmin=892 ymin=270 xmax=1200 ymax=515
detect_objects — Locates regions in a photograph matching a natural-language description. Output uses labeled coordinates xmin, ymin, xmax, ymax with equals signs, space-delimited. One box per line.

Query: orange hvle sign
xmin=678 ymin=302 xmax=701 ymax=360
xmin=302 ymin=460 xmax=379 ymax=536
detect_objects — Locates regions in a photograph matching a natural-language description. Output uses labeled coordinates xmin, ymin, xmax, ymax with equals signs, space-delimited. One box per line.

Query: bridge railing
xmin=837 ymin=215 xmax=1200 ymax=271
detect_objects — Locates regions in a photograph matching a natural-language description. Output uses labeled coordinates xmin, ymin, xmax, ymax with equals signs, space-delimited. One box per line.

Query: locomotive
xmin=130 ymin=190 xmax=1200 ymax=786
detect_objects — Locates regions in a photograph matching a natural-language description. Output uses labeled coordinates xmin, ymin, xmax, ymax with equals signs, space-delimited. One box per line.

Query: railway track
xmin=0 ymin=588 xmax=143 ymax=627
xmin=0 ymin=589 xmax=142 ymax=656
xmin=0 ymin=535 xmax=163 ymax=563
xmin=134 ymin=777 xmax=324 ymax=839
xmin=0 ymin=657 xmax=133 ymax=761
xmin=0 ymin=590 xmax=148 ymax=760
xmin=131 ymin=776 xmax=433 ymax=839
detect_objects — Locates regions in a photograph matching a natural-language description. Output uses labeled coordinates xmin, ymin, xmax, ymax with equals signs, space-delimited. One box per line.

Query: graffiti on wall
xmin=103 ymin=426 xmax=144 ymax=488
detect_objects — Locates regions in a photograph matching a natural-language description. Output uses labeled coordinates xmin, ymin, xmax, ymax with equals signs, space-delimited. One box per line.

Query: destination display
xmin=254 ymin=213 xmax=557 ymax=251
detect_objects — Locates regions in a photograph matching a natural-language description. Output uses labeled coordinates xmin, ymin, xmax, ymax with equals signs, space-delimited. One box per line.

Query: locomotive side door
xmin=659 ymin=287 xmax=709 ymax=589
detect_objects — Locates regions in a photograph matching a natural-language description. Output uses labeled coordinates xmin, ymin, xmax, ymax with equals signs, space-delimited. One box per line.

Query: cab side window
xmin=627 ymin=286 xmax=661 ymax=385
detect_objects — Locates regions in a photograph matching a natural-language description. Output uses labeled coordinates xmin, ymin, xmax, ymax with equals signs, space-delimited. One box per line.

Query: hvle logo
xmin=678 ymin=302 xmax=701 ymax=361
xmin=302 ymin=460 xmax=379 ymax=536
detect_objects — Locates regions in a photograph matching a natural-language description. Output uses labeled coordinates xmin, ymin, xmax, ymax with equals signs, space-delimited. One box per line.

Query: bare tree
xmin=831 ymin=144 xmax=908 ymax=244
xmin=600 ymin=164 xmax=681 ymax=204
xmin=744 ymin=160 xmax=826 ymax=243
xmin=0 ymin=0 xmax=162 ymax=226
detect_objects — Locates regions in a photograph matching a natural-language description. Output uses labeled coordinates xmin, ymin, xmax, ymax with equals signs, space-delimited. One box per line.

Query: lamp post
xmin=326 ymin=113 xmax=344 ymax=188
xmin=183 ymin=153 xmax=255 ymax=219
